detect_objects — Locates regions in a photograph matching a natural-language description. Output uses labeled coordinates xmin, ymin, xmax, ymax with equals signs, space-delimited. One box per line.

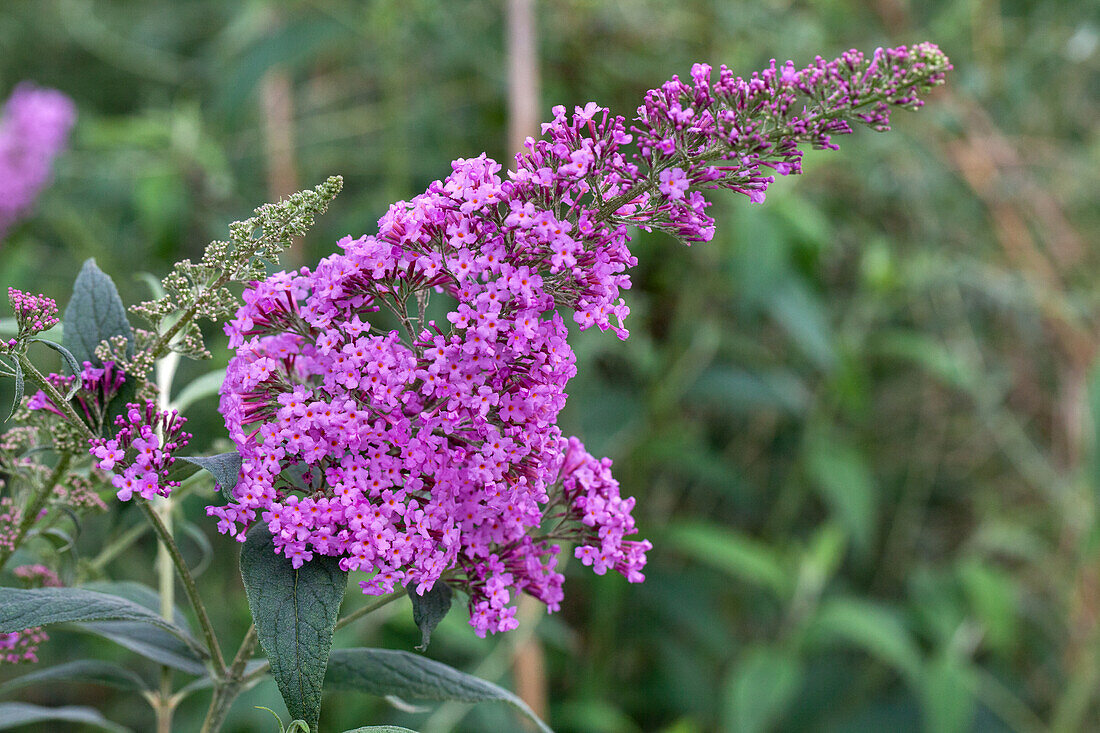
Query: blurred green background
xmin=1 ymin=0 xmax=1099 ymax=731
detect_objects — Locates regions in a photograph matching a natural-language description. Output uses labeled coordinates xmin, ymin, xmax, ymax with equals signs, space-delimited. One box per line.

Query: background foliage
xmin=1 ymin=0 xmax=1098 ymax=731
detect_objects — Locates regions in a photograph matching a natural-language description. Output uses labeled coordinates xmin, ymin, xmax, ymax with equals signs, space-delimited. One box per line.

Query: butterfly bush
xmin=0 ymin=83 xmax=76 ymax=239
xmin=202 ymin=43 xmax=951 ymax=636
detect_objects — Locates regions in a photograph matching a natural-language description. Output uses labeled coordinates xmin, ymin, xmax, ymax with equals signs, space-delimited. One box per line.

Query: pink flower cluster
xmin=0 ymin=626 xmax=48 ymax=665
xmin=0 ymin=83 xmax=76 ymax=239
xmin=28 ymin=360 xmax=126 ymax=426
xmin=0 ymin=497 xmax=20 ymax=553
xmin=209 ymin=44 xmax=949 ymax=635
xmin=0 ymin=565 xmax=60 ymax=665
xmin=13 ymin=564 xmax=61 ymax=588
xmin=631 ymin=42 xmax=952 ymax=235
xmin=89 ymin=402 xmax=191 ymax=502
xmin=4 ymin=288 xmax=58 ymax=348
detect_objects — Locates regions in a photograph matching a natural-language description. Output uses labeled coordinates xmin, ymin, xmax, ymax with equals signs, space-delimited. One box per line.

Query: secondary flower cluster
xmin=89 ymin=402 xmax=192 ymax=502
xmin=209 ymin=43 xmax=949 ymax=635
xmin=4 ymin=288 xmax=58 ymax=349
xmin=0 ymin=565 xmax=60 ymax=666
xmin=28 ymin=360 xmax=127 ymax=430
xmin=0 ymin=83 xmax=76 ymax=239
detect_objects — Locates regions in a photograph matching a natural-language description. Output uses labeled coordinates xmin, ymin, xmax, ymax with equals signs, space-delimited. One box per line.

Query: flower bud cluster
xmin=5 ymin=288 xmax=58 ymax=347
xmin=0 ymin=83 xmax=76 ymax=239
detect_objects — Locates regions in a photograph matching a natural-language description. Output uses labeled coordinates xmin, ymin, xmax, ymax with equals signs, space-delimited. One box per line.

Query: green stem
xmin=87 ymin=521 xmax=150 ymax=572
xmin=17 ymin=355 xmax=94 ymax=441
xmin=0 ymin=452 xmax=71 ymax=570
xmin=137 ymin=500 xmax=226 ymax=676
xmin=334 ymin=589 xmax=406 ymax=631
xmin=199 ymin=625 xmax=260 ymax=733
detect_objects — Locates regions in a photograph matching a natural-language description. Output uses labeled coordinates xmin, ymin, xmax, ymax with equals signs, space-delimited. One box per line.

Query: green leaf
xmin=662 ymin=522 xmax=790 ymax=597
xmin=919 ymin=653 xmax=975 ymax=733
xmin=181 ymin=452 xmax=242 ymax=502
xmin=769 ymin=278 xmax=836 ymax=371
xmin=326 ymin=648 xmax=553 ymax=733
xmin=808 ymin=597 xmax=921 ymax=680
xmin=172 ymin=370 xmax=229 ymax=413
xmin=30 ymin=338 xmax=82 ymax=380
xmin=407 ymin=582 xmax=452 ymax=651
xmin=0 ymin=703 xmax=131 ymax=732
xmin=721 ymin=646 xmax=803 ymax=733
xmin=76 ymin=621 xmax=207 ymax=675
xmin=6 ymin=358 xmax=23 ymax=421
xmin=240 ymin=524 xmax=348 ymax=733
xmin=342 ymin=728 xmax=420 ymax=733
xmin=62 ymin=258 xmax=134 ymax=368
xmin=0 ymin=587 xmax=204 ymax=658
xmin=0 ymin=660 xmax=149 ymax=696
xmin=803 ymin=428 xmax=876 ymax=554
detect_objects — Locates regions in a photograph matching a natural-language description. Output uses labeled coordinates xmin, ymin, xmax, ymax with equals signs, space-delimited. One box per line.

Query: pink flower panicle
xmin=0 ymin=83 xmax=76 ymax=239
xmin=89 ymin=401 xmax=192 ymax=502
xmin=211 ymin=44 xmax=949 ymax=636
xmin=5 ymin=288 xmax=58 ymax=347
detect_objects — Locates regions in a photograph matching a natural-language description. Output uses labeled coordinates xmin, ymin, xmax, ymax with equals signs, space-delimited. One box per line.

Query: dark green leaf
xmin=0 ymin=660 xmax=149 ymax=696
xmin=73 ymin=581 xmax=206 ymax=673
xmin=6 ymin=358 xmax=23 ymax=421
xmin=76 ymin=621 xmax=207 ymax=675
xmin=181 ymin=452 xmax=242 ymax=502
xmin=407 ymin=582 xmax=452 ymax=651
xmin=326 ymin=648 xmax=552 ymax=733
xmin=180 ymin=520 xmax=214 ymax=576
xmin=62 ymin=258 xmax=134 ymax=368
xmin=30 ymin=338 xmax=82 ymax=383
xmin=240 ymin=524 xmax=347 ymax=733
xmin=0 ymin=587 xmax=204 ymax=658
xmin=0 ymin=703 xmax=131 ymax=732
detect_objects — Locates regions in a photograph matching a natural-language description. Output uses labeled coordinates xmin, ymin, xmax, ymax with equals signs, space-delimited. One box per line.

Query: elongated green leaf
xmin=920 ymin=653 xmax=976 ymax=733
xmin=83 ymin=580 xmax=193 ymax=631
xmin=0 ymin=660 xmax=149 ymax=696
xmin=172 ymin=370 xmax=228 ymax=413
xmin=76 ymin=621 xmax=207 ymax=675
xmin=30 ymin=338 xmax=82 ymax=383
xmin=407 ymin=582 xmax=452 ymax=651
xmin=0 ymin=703 xmax=131 ymax=732
xmin=6 ymin=358 xmax=23 ymax=421
xmin=663 ymin=522 xmax=790 ymax=597
xmin=181 ymin=452 xmax=242 ymax=502
xmin=240 ymin=524 xmax=347 ymax=733
xmin=62 ymin=259 xmax=133 ymax=368
xmin=804 ymin=428 xmax=876 ymax=554
xmin=326 ymin=648 xmax=553 ymax=733
xmin=722 ymin=646 xmax=803 ymax=733
xmin=0 ymin=587 xmax=203 ymax=658
xmin=808 ymin=597 xmax=921 ymax=680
